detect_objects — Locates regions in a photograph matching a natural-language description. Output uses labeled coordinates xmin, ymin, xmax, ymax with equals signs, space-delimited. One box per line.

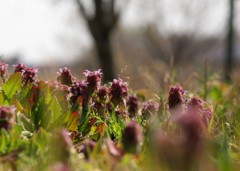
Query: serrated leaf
xmin=2 ymin=72 xmax=21 ymax=99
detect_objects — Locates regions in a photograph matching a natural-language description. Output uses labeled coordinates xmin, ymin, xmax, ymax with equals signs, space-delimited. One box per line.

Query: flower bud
xmin=121 ymin=120 xmax=142 ymax=154
xmin=187 ymin=97 xmax=212 ymax=126
xmin=110 ymin=79 xmax=128 ymax=106
xmin=83 ymin=69 xmax=102 ymax=95
xmin=176 ymin=111 xmax=201 ymax=144
xmin=97 ymin=84 xmax=109 ymax=102
xmin=187 ymin=97 xmax=203 ymax=112
xmin=13 ymin=64 xmax=38 ymax=84
xmin=70 ymin=81 xmax=88 ymax=108
xmin=168 ymin=85 xmax=185 ymax=113
xmin=13 ymin=63 xmax=26 ymax=73
xmin=141 ymin=101 xmax=159 ymax=119
xmin=127 ymin=95 xmax=138 ymax=118
xmin=57 ymin=67 xmax=75 ymax=86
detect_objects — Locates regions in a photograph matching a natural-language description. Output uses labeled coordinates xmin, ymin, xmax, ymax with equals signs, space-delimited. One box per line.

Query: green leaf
xmin=2 ymin=72 xmax=21 ymax=99
xmin=0 ymin=129 xmax=9 ymax=152
xmin=32 ymin=128 xmax=50 ymax=153
xmin=48 ymin=97 xmax=62 ymax=123
xmin=0 ymin=92 xmax=4 ymax=105
xmin=12 ymin=99 xmax=24 ymax=113
xmin=67 ymin=112 xmax=79 ymax=131
xmin=43 ymin=97 xmax=63 ymax=130
xmin=17 ymin=113 xmax=34 ymax=132
xmin=8 ymin=125 xmax=23 ymax=151
xmin=39 ymin=81 xmax=51 ymax=105
xmin=19 ymin=82 xmax=31 ymax=105
xmin=209 ymin=86 xmax=222 ymax=101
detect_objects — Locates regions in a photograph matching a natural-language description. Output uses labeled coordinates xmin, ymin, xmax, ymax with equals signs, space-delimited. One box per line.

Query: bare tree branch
xmin=75 ymin=0 xmax=88 ymax=20
xmin=74 ymin=0 xmax=127 ymax=81
xmin=110 ymin=0 xmax=115 ymax=16
xmin=94 ymin=0 xmax=103 ymax=21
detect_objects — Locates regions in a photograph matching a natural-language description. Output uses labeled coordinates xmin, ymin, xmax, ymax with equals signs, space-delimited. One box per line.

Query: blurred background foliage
xmin=0 ymin=0 xmax=239 ymax=89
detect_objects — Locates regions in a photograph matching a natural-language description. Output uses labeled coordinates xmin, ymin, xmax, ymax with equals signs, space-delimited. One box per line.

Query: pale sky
xmin=0 ymin=0 xmax=234 ymax=65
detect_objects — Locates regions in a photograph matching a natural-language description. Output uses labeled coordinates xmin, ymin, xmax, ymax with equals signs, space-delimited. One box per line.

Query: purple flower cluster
xmin=153 ymin=90 xmax=213 ymax=170
xmin=168 ymin=85 xmax=212 ymax=126
xmin=67 ymin=70 xmax=103 ymax=110
xmin=14 ymin=64 xmax=38 ymax=84
xmin=70 ymin=81 xmax=88 ymax=107
xmin=168 ymin=85 xmax=185 ymax=111
xmin=55 ymin=68 xmax=161 ymax=121
xmin=187 ymin=97 xmax=203 ymax=112
xmin=57 ymin=67 xmax=75 ymax=86
xmin=110 ymin=79 xmax=128 ymax=106
xmin=121 ymin=120 xmax=142 ymax=154
xmin=13 ymin=63 xmax=26 ymax=73
xmin=142 ymin=101 xmax=159 ymax=119
xmin=83 ymin=69 xmax=102 ymax=94
xmin=97 ymin=84 xmax=109 ymax=102
xmin=187 ymin=97 xmax=212 ymax=126
xmin=127 ymin=95 xmax=138 ymax=118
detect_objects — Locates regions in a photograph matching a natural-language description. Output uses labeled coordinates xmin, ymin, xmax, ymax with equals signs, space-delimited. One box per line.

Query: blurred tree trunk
xmin=76 ymin=0 xmax=119 ymax=82
xmin=225 ymin=0 xmax=235 ymax=81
